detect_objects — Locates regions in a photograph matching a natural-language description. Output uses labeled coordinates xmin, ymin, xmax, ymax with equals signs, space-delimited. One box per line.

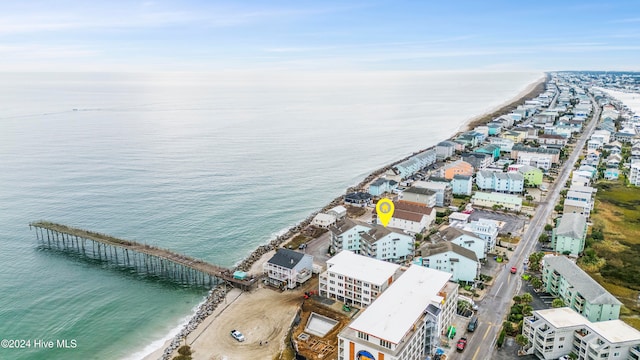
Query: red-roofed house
xmin=381 ymin=201 xmax=436 ymax=234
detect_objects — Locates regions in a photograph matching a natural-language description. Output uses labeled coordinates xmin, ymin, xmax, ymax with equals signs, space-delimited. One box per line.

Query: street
xmin=466 ymin=89 xmax=602 ymax=359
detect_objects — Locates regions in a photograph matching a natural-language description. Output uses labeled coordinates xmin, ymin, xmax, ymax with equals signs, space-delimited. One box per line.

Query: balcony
xmin=575 ymin=329 xmax=590 ymax=339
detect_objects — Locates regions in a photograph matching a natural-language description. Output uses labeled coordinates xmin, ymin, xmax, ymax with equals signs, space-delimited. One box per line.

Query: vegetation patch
xmin=579 ymin=181 xmax=640 ymax=323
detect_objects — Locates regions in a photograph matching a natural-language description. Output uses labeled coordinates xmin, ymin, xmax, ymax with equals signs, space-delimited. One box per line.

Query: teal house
xmin=552 ymin=213 xmax=588 ymax=256
xmin=476 ymin=144 xmax=501 ymax=161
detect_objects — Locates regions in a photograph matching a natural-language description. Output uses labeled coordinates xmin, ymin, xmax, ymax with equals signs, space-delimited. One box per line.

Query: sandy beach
xmin=460 ymin=75 xmax=547 ymax=132
xmin=142 ymin=75 xmax=547 ymax=360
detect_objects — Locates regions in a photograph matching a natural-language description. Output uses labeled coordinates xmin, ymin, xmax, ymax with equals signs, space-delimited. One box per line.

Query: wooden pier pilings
xmin=29 ymin=221 xmax=258 ymax=290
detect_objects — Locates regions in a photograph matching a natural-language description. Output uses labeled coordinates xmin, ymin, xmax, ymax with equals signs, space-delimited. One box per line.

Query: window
xmin=380 ymin=339 xmax=392 ymax=349
xmin=559 ymin=337 xmax=565 ymax=341
xmin=357 ymin=332 xmax=369 ymax=341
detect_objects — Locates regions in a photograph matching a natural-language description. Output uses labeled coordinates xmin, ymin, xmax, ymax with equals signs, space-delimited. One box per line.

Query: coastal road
xmin=467 ymin=87 xmax=601 ymax=359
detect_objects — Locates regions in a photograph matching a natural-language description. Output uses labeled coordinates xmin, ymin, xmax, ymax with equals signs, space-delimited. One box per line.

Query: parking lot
xmin=468 ymin=209 xmax=527 ymax=236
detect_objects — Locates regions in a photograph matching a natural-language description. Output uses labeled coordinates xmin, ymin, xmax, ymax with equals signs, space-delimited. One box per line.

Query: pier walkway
xmin=29 ymin=221 xmax=258 ymax=290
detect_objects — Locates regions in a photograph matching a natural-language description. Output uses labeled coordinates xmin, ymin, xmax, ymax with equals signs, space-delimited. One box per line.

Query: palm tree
xmin=530 ymin=277 xmax=543 ymax=291
xmin=515 ymin=334 xmax=529 ymax=351
xmin=552 ymin=298 xmax=565 ymax=308
xmin=520 ymin=293 xmax=533 ymax=305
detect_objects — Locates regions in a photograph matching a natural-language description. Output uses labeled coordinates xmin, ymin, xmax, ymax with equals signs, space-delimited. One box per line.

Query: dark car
xmin=456 ymin=337 xmax=467 ymax=352
xmin=467 ymin=316 xmax=478 ymax=332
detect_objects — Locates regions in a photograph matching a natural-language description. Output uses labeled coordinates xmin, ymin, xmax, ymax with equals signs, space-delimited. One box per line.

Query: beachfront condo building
xmin=329 ymin=219 xmax=414 ymax=263
xmin=319 ymin=250 xmax=401 ymax=308
xmin=551 ymin=213 xmax=588 ymax=256
xmin=436 ymin=141 xmax=456 ymax=160
xmin=337 ymin=265 xmax=458 ymax=360
xmin=541 ymin=255 xmax=621 ymax=322
xmin=263 ymin=248 xmax=314 ymax=289
xmin=522 ymin=307 xmax=640 ymax=360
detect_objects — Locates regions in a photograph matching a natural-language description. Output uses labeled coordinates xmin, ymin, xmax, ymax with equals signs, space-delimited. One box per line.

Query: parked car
xmin=467 ymin=316 xmax=478 ymax=332
xmin=510 ymin=266 xmax=517 ymax=274
xmin=230 ymin=329 xmax=245 ymax=342
xmin=456 ymin=337 xmax=468 ymax=352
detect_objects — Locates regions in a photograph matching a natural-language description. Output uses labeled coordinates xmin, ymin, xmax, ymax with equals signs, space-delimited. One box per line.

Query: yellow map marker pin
xmin=376 ymin=198 xmax=395 ymax=227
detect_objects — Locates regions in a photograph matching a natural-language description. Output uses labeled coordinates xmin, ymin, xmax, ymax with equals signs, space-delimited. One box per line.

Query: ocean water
xmin=0 ymin=71 xmax=542 ymax=360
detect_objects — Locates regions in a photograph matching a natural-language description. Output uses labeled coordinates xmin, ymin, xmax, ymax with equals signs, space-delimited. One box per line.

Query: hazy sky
xmin=2 ymin=0 xmax=640 ymax=72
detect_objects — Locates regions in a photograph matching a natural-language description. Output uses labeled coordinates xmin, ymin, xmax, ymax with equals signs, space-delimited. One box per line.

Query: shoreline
xmin=142 ymin=73 xmax=548 ymax=360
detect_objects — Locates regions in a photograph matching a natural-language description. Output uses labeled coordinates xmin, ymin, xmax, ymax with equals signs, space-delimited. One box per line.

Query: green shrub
xmin=497 ymin=329 xmax=506 ymax=348
xmin=178 ymin=345 xmax=192 ymax=356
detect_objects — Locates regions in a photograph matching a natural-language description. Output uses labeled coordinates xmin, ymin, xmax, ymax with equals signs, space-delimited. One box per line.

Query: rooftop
xmin=394 ymin=200 xmax=433 ymax=215
xmin=326 ymin=250 xmax=400 ymax=286
xmin=392 ymin=209 xmax=424 ymax=222
xmin=418 ymin=241 xmax=478 ymax=261
xmin=347 ymin=265 xmax=452 ymax=344
xmin=268 ymin=248 xmax=306 ymax=269
xmin=555 ymin=213 xmax=587 ymax=239
xmin=543 ymin=256 xmax=621 ymax=305
xmin=533 ymin=308 xmax=640 ymax=344
xmin=402 ymin=187 xmax=436 ymax=196
xmin=534 ymin=307 xmax=588 ymax=328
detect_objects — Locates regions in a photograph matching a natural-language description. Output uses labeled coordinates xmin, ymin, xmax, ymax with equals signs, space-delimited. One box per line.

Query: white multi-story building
xmin=517 ymin=153 xmax=554 ymax=170
xmin=263 ymin=248 xmax=314 ymax=289
xmin=399 ymin=187 xmax=437 ymax=207
xmin=330 ymin=219 xmax=414 ymax=263
xmin=522 ymin=307 xmax=640 ymax=360
xmin=319 ymin=250 xmax=401 ymax=308
xmin=461 ymin=218 xmax=500 ymax=253
xmin=338 ymin=265 xmax=458 ymax=360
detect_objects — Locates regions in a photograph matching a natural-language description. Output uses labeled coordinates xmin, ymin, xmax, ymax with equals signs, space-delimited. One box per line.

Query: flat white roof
xmin=314 ymin=213 xmax=337 ymax=221
xmin=326 ymin=251 xmax=400 ymax=286
xmin=590 ymin=320 xmax=640 ymax=343
xmin=537 ymin=308 xmax=640 ymax=344
xmin=348 ymin=265 xmax=452 ymax=344
xmin=536 ymin=307 xmax=587 ymax=328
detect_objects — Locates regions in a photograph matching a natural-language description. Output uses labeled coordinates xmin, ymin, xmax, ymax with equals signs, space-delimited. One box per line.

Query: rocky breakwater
xmin=160 ymin=286 xmax=228 ymax=360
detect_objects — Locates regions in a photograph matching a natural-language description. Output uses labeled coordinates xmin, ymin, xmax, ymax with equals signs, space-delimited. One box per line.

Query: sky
xmin=1 ymin=0 xmax=640 ymax=72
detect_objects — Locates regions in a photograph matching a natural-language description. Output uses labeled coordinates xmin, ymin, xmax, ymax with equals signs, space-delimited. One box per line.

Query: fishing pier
xmin=29 ymin=221 xmax=258 ymax=290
